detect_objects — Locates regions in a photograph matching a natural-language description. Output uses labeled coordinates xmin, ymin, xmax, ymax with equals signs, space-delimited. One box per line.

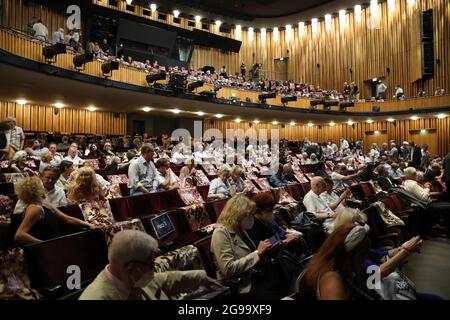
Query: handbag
xmin=291 ymin=212 xmax=326 ymax=253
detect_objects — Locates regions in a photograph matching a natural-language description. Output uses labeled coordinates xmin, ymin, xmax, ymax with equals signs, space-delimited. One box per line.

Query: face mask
xmin=241 ymin=216 xmax=254 ymax=230
xmin=134 ymin=271 xmax=154 ymax=288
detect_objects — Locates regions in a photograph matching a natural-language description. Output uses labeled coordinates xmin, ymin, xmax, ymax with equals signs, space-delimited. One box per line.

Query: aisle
xmin=402 ymin=237 xmax=450 ymax=299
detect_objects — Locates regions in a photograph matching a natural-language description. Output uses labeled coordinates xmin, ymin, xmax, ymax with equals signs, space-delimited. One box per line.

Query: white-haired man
xmin=5 ymin=117 xmax=25 ymax=152
xmin=80 ymin=230 xmax=219 ymax=300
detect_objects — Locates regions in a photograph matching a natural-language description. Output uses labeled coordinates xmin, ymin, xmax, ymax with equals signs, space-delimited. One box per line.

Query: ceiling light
xmin=235 ymin=24 xmax=241 ymax=39
xmin=289 ymin=121 xmax=296 ymax=126
xmin=285 ymin=24 xmax=292 ymax=40
xmin=339 ymin=10 xmax=347 ymax=27
xmin=126 ymin=0 xmax=133 ymax=5
xmin=329 ymin=121 xmax=336 ymax=126
xmin=16 ymin=99 xmax=27 ymax=105
xmin=272 ymin=121 xmax=278 ymax=125
xmin=366 ymin=119 xmax=374 ymax=123
xmin=87 ymin=106 xmax=96 ymax=112
xmin=311 ymin=18 xmax=318 ymax=33
xmin=248 ymin=27 xmax=254 ymax=41
xmin=172 ymin=109 xmax=181 ymax=114
xmin=388 ymin=0 xmax=396 ymax=12
xmin=387 ymin=118 xmax=395 ymax=122
xmin=420 ymin=129 xmax=427 ymax=134
xmin=173 ymin=10 xmax=180 ymax=18
xmin=235 ymin=118 xmax=241 ymax=123
xmin=410 ymin=115 xmax=419 ymax=121
xmin=407 ymin=0 xmax=415 ymax=6
xmin=273 ymin=27 xmax=279 ymax=41
xmin=54 ymin=102 xmax=64 ymax=109
xmin=150 ymin=3 xmax=157 ymax=12
xmin=437 ymin=113 xmax=446 ymax=119
xmin=142 ymin=107 xmax=151 ymax=112
xmin=195 ymin=15 xmax=202 ymax=23
xmin=215 ymin=20 xmax=222 ymax=27
xmin=347 ymin=120 xmax=354 ymax=125
xmin=354 ymin=5 xmax=362 ymax=22
xmin=254 ymin=119 xmax=260 ymax=124
xmin=196 ymin=111 xmax=205 ymax=116
xmin=307 ymin=122 xmax=314 ymax=127
xmin=298 ymin=22 xmax=305 ymax=36
xmin=216 ymin=114 xmax=223 ymax=118
xmin=370 ymin=0 xmax=379 ymax=17
xmin=325 ymin=14 xmax=332 ymax=30
xmin=260 ymin=28 xmax=266 ymax=42
xmin=374 ymin=130 xmax=381 ymax=135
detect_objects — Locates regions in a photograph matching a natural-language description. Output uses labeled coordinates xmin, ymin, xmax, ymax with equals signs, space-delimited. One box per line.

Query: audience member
xmin=154 ymin=158 xmax=179 ymax=191
xmin=128 ymin=144 xmax=156 ymax=195
xmin=67 ymin=166 xmax=105 ymax=203
xmin=208 ymin=168 xmax=231 ymax=200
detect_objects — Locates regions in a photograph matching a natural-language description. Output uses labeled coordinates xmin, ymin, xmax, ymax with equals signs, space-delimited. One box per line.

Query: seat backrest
xmin=287 ymin=183 xmax=305 ymax=201
xmin=300 ymin=182 xmax=311 ymax=194
xmin=23 ymin=230 xmax=108 ymax=299
xmin=196 ymin=185 xmax=210 ymax=202
xmin=349 ymin=184 xmax=365 ymax=200
xmin=147 ymin=189 xmax=185 ymax=212
xmin=193 ymin=236 xmax=216 ymax=278
xmin=360 ymin=182 xmax=375 ymax=198
xmin=108 ymin=196 xmax=131 ymax=222
xmin=0 ymin=182 xmax=15 ymax=195
xmin=127 ymin=194 xmax=154 ymax=218
xmin=204 ymin=199 xmax=228 ymax=222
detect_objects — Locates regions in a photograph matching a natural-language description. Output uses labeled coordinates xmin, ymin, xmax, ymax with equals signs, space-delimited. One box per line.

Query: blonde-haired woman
xmin=208 ymin=168 xmax=231 ymax=200
xmin=39 ymin=152 xmax=53 ymax=173
xmin=228 ymin=166 xmax=248 ymax=195
xmin=210 ymin=195 xmax=272 ymax=298
xmin=67 ymin=166 xmax=105 ymax=203
xmin=13 ymin=176 xmax=93 ymax=244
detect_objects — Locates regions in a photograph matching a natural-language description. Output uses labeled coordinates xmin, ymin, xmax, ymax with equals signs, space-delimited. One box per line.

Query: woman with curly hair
xmin=67 ymin=166 xmax=105 ymax=203
xmin=13 ymin=176 xmax=93 ymax=244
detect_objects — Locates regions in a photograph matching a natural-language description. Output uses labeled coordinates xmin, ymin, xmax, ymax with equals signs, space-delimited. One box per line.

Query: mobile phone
xmin=268 ymin=234 xmax=281 ymax=247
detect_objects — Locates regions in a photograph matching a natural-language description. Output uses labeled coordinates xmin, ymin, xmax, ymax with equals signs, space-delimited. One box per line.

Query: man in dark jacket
xmin=409 ymin=141 xmax=422 ymax=168
xmin=377 ymin=164 xmax=399 ymax=191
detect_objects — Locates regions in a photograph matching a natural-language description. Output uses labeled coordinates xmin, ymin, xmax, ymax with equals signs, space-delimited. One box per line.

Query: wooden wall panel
xmin=192 ymin=0 xmax=450 ymax=99
xmin=204 ymin=117 xmax=450 ymax=157
xmin=0 ymin=100 xmax=126 ymax=135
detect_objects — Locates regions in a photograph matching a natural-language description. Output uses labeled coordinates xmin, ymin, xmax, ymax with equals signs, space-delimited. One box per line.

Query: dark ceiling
xmin=137 ymin=0 xmax=336 ymax=21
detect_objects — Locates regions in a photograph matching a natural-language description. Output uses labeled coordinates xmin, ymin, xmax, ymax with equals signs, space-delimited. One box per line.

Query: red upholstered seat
xmin=108 ymin=196 xmax=131 ymax=221
xmin=204 ymin=199 xmax=228 ymax=221
xmin=287 ymin=183 xmax=305 ymax=201
xmin=196 ymin=185 xmax=210 ymax=202
xmin=193 ymin=236 xmax=216 ymax=278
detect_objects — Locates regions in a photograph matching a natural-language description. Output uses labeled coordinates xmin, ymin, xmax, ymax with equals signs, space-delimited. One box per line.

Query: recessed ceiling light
xmin=254 ymin=120 xmax=260 ymax=124
xmin=16 ymin=99 xmax=27 ymax=105
xmin=216 ymin=114 xmax=223 ymax=118
xmin=54 ymin=102 xmax=65 ymax=109
xmin=329 ymin=121 xmax=336 ymax=126
xmin=195 ymin=15 xmax=202 ymax=23
xmin=347 ymin=120 xmax=354 ymax=125
xmin=366 ymin=119 xmax=374 ymax=123
xmin=173 ymin=10 xmax=180 ymax=18
xmin=235 ymin=118 xmax=242 ymax=123
xmin=289 ymin=121 xmax=296 ymax=126
xmin=142 ymin=107 xmax=151 ymax=112
xmin=410 ymin=116 xmax=419 ymax=121
xmin=172 ymin=109 xmax=181 ymax=114
xmin=215 ymin=20 xmax=222 ymax=27
xmin=87 ymin=106 xmax=96 ymax=112
xmin=150 ymin=3 xmax=157 ymax=12
xmin=307 ymin=122 xmax=314 ymax=127
xmin=437 ymin=113 xmax=446 ymax=119
xmin=272 ymin=121 xmax=278 ymax=125
xmin=196 ymin=111 xmax=205 ymax=116
xmin=387 ymin=118 xmax=395 ymax=122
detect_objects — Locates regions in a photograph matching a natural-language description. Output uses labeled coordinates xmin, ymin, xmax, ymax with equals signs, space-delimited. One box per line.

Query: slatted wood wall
xmin=192 ymin=0 xmax=450 ymax=100
xmin=204 ymin=117 xmax=450 ymax=157
xmin=0 ymin=100 xmax=126 ymax=135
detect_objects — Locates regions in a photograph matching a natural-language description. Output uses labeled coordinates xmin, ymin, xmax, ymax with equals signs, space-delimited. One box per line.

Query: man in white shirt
xmin=303 ymin=177 xmax=338 ymax=232
xmin=33 ymin=20 xmax=48 ymax=42
xmin=331 ymin=164 xmax=363 ymax=193
xmin=63 ymin=147 xmax=84 ymax=168
xmin=5 ymin=117 xmax=25 ymax=151
xmin=52 ymin=28 xmax=65 ymax=44
xmin=14 ymin=166 xmax=67 ymax=214
xmin=339 ymin=137 xmax=349 ymax=151
xmin=48 ymin=142 xmax=63 ymax=165
xmin=394 ymin=85 xmax=404 ymax=100
xmin=128 ymin=144 xmax=157 ymax=195
xmin=154 ymin=158 xmax=179 ymax=191
xmin=320 ymin=177 xmax=351 ymax=212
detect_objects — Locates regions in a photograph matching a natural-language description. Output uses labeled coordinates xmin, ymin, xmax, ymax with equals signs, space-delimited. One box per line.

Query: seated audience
xmin=12 ymin=176 xmax=92 ymax=244
xmin=154 ymin=158 xmax=180 ymax=191
xmin=228 ymin=166 xmax=250 ymax=194
xmin=269 ymin=163 xmax=290 ymax=187
xmin=86 ymin=143 xmax=103 ymax=159
xmin=331 ymin=164 xmax=363 ymax=193
xmin=103 ymin=142 xmax=115 ymax=157
xmin=377 ymin=164 xmax=400 ymax=191
xmin=39 ymin=152 xmax=53 ymax=173
xmin=208 ymin=168 xmax=231 ymax=200
xmin=48 ymin=142 xmax=63 ymax=165
xmin=8 ymin=150 xmax=31 ymax=173
xmin=320 ymin=177 xmax=351 ymax=211
xmin=63 ymin=146 xmax=84 ymax=168
xmin=80 ymin=230 xmax=218 ymax=300
xmin=56 ymin=160 xmax=74 ymax=190
xmin=211 ymin=195 xmax=273 ymax=297
xmin=179 ymin=157 xmax=197 ymax=187
xmin=128 ymin=144 xmax=157 ymax=195
xmin=67 ymin=166 xmax=105 ymax=203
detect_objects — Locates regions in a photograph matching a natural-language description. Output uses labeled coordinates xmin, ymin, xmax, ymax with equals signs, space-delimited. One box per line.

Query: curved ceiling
xmin=138 ymin=0 xmax=336 ymax=21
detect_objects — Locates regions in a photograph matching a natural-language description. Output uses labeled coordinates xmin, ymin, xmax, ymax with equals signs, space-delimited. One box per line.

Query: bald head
xmin=311 ymin=176 xmax=326 ymax=195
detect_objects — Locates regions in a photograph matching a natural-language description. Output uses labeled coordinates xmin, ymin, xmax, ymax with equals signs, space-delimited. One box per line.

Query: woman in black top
xmin=13 ymin=176 xmax=93 ymax=244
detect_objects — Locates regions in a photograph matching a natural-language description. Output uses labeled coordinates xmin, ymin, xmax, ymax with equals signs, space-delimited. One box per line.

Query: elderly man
xmin=377 ymin=164 xmax=400 ymax=191
xmin=303 ymin=177 xmax=339 ymax=232
xmin=128 ymin=143 xmax=157 ymax=195
xmin=154 ymin=158 xmax=180 ymax=191
xmin=331 ymin=164 xmax=363 ymax=193
xmin=80 ymin=230 xmax=219 ymax=300
xmin=5 ymin=117 xmax=25 ymax=152
xmin=14 ymin=166 xmax=68 ymax=214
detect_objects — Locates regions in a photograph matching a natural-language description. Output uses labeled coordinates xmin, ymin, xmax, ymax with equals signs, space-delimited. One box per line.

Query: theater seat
xmin=193 ymin=236 xmax=216 ymax=278
xmin=196 ymin=185 xmax=210 ymax=202
xmin=287 ymin=183 xmax=305 ymax=201
xmin=23 ymin=230 xmax=108 ymax=299
xmin=108 ymin=196 xmax=131 ymax=221
xmin=204 ymin=199 xmax=228 ymax=222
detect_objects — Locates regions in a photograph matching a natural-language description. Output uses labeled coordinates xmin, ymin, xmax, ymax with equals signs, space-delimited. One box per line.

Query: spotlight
xmin=87 ymin=106 xmax=96 ymax=112
xmin=310 ymin=100 xmax=325 ymax=108
xmin=73 ymin=52 xmax=93 ymax=71
xmin=54 ymin=102 xmax=65 ymax=109
xmin=281 ymin=95 xmax=297 ymax=105
xmin=172 ymin=109 xmax=181 ymax=114
xmin=173 ymin=10 xmax=180 ymax=18
xmin=410 ymin=116 xmax=419 ymax=121
xmin=324 ymin=100 xmax=339 ymax=110
xmin=188 ymin=80 xmax=204 ymax=92
xmin=146 ymin=72 xmax=167 ymax=84
xmin=101 ymin=60 xmax=119 ymax=77
xmin=289 ymin=121 xmax=296 ymax=126
xmin=216 ymin=114 xmax=223 ymax=118
xmin=150 ymin=3 xmax=157 ymax=12
xmin=437 ymin=113 xmax=446 ymax=119
xmin=42 ymin=43 xmax=66 ymax=63
xmin=16 ymin=99 xmax=27 ymax=105
xmin=195 ymin=16 xmax=202 ymax=23
xmin=143 ymin=107 xmax=152 ymax=112
xmin=258 ymin=92 xmax=276 ymax=103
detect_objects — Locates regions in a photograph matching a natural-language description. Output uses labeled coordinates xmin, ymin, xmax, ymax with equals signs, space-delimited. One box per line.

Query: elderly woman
xmin=8 ymin=150 xmax=29 ymax=173
xmin=12 ymin=176 xmax=93 ymax=244
xmin=228 ymin=166 xmax=251 ymax=195
xmin=208 ymin=168 xmax=231 ymax=200
xmin=67 ymin=166 xmax=105 ymax=203
xmin=179 ymin=157 xmax=197 ymax=187
xmin=39 ymin=152 xmax=54 ymax=173
xmin=211 ymin=195 xmax=272 ymax=297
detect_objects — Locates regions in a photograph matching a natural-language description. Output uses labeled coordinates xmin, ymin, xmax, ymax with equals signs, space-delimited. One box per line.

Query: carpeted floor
xmin=402 ymin=236 xmax=450 ymax=300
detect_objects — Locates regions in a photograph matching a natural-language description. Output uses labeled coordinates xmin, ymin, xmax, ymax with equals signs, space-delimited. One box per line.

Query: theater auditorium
xmin=1 ymin=0 xmax=450 ymax=301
